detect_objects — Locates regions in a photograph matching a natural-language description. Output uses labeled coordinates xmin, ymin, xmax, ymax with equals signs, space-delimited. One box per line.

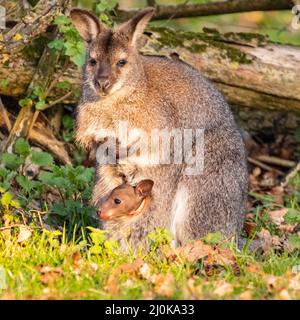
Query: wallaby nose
xmin=95 ymin=78 xmax=110 ymax=92
xmin=97 ymin=209 xmax=101 ymax=218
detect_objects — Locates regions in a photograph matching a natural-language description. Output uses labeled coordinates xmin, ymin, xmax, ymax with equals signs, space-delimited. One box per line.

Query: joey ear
xmin=70 ymin=8 xmax=107 ymax=43
xmin=118 ymin=7 xmax=155 ymax=47
xmin=135 ymin=179 xmax=154 ymax=198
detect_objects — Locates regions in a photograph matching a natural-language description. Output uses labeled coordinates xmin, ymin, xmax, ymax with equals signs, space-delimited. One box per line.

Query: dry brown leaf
xmin=105 ymin=258 xmax=144 ymax=296
xmin=239 ymin=290 xmax=252 ymax=300
xmin=105 ymin=271 xmax=120 ymax=296
xmin=252 ymin=167 xmax=262 ymax=177
xmin=213 ymin=281 xmax=233 ymax=297
xmin=278 ymin=289 xmax=291 ymax=300
xmin=268 ymin=208 xmax=288 ymax=226
xmin=270 ymin=186 xmax=285 ymax=205
xmin=257 ymin=229 xmax=276 ymax=252
xmin=169 ymin=240 xmax=213 ymax=263
xmin=17 ymin=226 xmax=32 ymax=243
xmin=279 ymin=224 xmax=295 ymax=234
xmin=39 ymin=265 xmax=63 ymax=285
xmin=154 ymin=273 xmax=175 ymax=298
xmin=244 ymin=221 xmax=257 ymax=237
xmin=139 ymin=263 xmax=151 ymax=280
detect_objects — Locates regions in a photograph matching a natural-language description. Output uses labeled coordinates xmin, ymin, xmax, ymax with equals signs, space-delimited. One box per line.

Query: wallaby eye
xmin=117 ymin=59 xmax=127 ymax=67
xmin=89 ymin=58 xmax=97 ymax=66
xmin=114 ymin=198 xmax=121 ymax=205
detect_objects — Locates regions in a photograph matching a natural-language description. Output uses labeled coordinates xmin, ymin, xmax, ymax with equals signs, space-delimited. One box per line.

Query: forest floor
xmin=0 ymin=129 xmax=300 ymax=300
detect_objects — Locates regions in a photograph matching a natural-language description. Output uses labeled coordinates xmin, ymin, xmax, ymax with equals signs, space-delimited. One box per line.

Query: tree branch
xmin=116 ymin=0 xmax=294 ymax=21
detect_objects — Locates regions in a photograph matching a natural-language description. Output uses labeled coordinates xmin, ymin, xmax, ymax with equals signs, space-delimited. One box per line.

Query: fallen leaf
xmin=168 ymin=240 xmax=213 ymax=263
xmin=213 ymin=281 xmax=233 ymax=297
xmin=154 ymin=273 xmax=175 ymax=298
xmin=278 ymin=289 xmax=291 ymax=300
xmin=139 ymin=263 xmax=151 ymax=280
xmin=17 ymin=226 xmax=32 ymax=243
xmin=39 ymin=265 xmax=63 ymax=285
xmin=239 ymin=290 xmax=252 ymax=300
xmin=268 ymin=208 xmax=288 ymax=226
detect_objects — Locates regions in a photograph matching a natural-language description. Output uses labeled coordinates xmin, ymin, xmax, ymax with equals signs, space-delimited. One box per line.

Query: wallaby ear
xmin=70 ymin=8 xmax=107 ymax=43
xmin=118 ymin=7 xmax=155 ymax=47
xmin=135 ymin=179 xmax=154 ymax=198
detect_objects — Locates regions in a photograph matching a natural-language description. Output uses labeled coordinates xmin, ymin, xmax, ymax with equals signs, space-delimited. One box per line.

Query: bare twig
xmin=255 ymin=155 xmax=296 ymax=168
xmin=0 ymin=97 xmax=12 ymax=131
xmin=45 ymin=91 xmax=72 ymax=110
xmin=282 ymin=162 xmax=300 ymax=186
xmin=248 ymin=157 xmax=285 ymax=176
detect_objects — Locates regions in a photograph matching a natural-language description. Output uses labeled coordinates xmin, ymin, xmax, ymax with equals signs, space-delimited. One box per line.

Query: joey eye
xmin=117 ymin=59 xmax=127 ymax=67
xmin=114 ymin=198 xmax=121 ymax=205
xmin=89 ymin=58 xmax=97 ymax=66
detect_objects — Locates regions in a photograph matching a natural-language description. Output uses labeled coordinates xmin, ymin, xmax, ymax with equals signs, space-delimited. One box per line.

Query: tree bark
xmin=1 ymin=27 xmax=299 ymax=114
xmin=116 ymin=0 xmax=295 ymax=21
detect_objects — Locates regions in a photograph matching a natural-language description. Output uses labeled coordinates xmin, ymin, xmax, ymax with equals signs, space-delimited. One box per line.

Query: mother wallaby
xmin=70 ymin=7 xmax=248 ymax=248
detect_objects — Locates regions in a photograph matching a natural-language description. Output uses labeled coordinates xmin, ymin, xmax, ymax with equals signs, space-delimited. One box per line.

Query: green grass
xmin=0 ymin=139 xmax=300 ymax=300
xmin=0 ymin=227 xmax=300 ymax=300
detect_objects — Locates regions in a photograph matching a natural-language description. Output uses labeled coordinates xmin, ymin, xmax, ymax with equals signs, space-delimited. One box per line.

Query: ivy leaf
xmin=30 ymin=152 xmax=54 ymax=166
xmin=15 ymin=138 xmax=30 ymax=156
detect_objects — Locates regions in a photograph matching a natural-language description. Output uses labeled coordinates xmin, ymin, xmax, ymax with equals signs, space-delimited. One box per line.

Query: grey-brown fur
xmin=70 ymin=7 xmax=248 ymax=249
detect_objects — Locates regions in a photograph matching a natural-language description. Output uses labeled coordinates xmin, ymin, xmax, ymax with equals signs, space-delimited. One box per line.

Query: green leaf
xmin=38 ymin=171 xmax=68 ymax=189
xmin=1 ymin=153 xmax=24 ymax=170
xmin=87 ymin=227 xmax=107 ymax=246
xmin=54 ymin=15 xmax=71 ymax=26
xmin=11 ymin=199 xmax=21 ymax=209
xmin=1 ymin=191 xmax=12 ymax=206
xmin=202 ymin=232 xmax=223 ymax=245
xmin=1 ymin=79 xmax=9 ymax=88
xmin=19 ymin=98 xmax=32 ymax=108
xmin=48 ymin=39 xmax=65 ymax=51
xmin=284 ymin=208 xmax=300 ymax=224
xmin=15 ymin=138 xmax=30 ymax=156
xmin=35 ymin=100 xmax=46 ymax=110
xmin=32 ymin=86 xmax=45 ymax=101
xmin=30 ymin=152 xmax=54 ymax=166
xmin=56 ymin=81 xmax=71 ymax=90
xmin=288 ymin=234 xmax=300 ymax=249
xmin=16 ymin=175 xmax=40 ymax=194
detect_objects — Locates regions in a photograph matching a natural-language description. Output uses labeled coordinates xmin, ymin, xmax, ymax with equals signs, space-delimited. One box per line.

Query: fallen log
xmin=0 ymin=27 xmax=299 ymax=130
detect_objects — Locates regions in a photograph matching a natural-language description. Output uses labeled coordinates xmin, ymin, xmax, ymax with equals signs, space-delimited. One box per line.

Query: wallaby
xmin=98 ymin=179 xmax=153 ymax=222
xmin=70 ymin=7 xmax=248 ymax=249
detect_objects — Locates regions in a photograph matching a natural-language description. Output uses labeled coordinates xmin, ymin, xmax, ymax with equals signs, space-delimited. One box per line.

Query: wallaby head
xmin=70 ymin=7 xmax=155 ymax=98
xmin=98 ymin=179 xmax=154 ymax=221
